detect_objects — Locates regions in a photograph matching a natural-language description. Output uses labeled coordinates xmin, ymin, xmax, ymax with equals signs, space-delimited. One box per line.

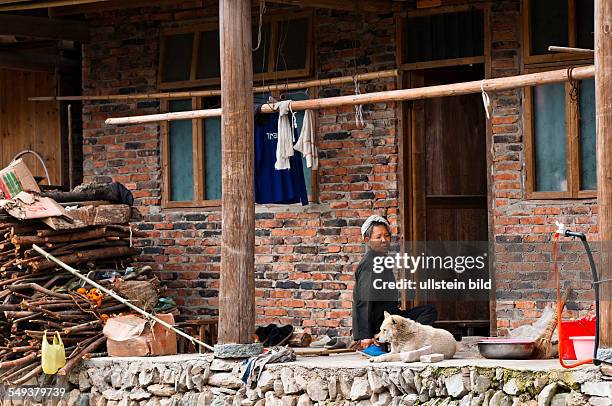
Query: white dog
xmin=370 ymin=311 xmax=457 ymax=363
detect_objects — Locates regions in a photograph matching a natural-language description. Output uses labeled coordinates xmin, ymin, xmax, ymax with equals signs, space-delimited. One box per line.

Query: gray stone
xmin=550 ymin=393 xmax=570 ymax=406
xmin=503 ymin=378 xmax=520 ymax=396
xmin=350 ymin=375 xmax=372 ymax=401
xmin=445 ymin=373 xmax=469 ymax=399
xmin=257 ymin=371 xmax=276 ymax=392
xmin=339 ymin=373 xmax=352 ymax=399
xmin=474 ymin=375 xmax=491 ymax=394
xmin=280 ymin=369 xmax=300 ymax=395
xmin=197 ymin=392 xmax=214 ymax=406
xmin=327 ymin=375 xmax=338 ymax=400
xmin=280 ymin=396 xmax=296 ymax=406
xmin=130 ymin=389 xmax=152 ymax=401
xmin=582 ymin=382 xmax=612 ymax=398
xmin=538 ymin=383 xmax=558 ymax=406
xmin=401 ymin=369 xmax=416 ymax=393
xmin=264 ymin=391 xmax=282 ymax=406
xmin=589 ymin=397 xmax=612 ymax=406
xmin=460 ymin=393 xmax=473 ymax=406
xmin=111 ymin=371 xmax=123 ymax=389
xmin=148 ymin=384 xmax=176 ymax=397
xmin=78 ymin=370 xmax=91 ymax=391
xmin=377 ymin=391 xmax=392 ymax=406
xmin=295 ymin=394 xmax=312 ymax=406
xmin=67 ymin=389 xmax=80 ymax=406
xmin=489 ymin=391 xmax=506 ymax=406
xmin=401 ymin=394 xmax=418 ymax=406
xmin=208 ymin=373 xmax=244 ymax=389
xmin=306 ymin=378 xmax=327 ymax=402
xmin=293 ymin=373 xmax=308 ymax=392
xmin=192 ymin=374 xmax=206 ymax=392
xmin=368 ymin=370 xmax=386 ymax=394
xmin=139 ymin=370 xmax=156 ymax=386
xmin=273 ymin=379 xmax=284 ymax=397
xmin=214 ymin=343 xmax=263 ymax=359
xmin=212 ymin=359 xmax=240 ymax=372
xmin=102 ymin=389 xmax=124 ymax=401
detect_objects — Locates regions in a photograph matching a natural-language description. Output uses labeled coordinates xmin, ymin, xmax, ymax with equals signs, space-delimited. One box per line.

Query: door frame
xmin=396 ymin=3 xmax=496 ymax=334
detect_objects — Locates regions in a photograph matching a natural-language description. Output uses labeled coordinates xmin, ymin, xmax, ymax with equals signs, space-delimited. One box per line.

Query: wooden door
xmin=408 ymin=65 xmax=489 ymax=332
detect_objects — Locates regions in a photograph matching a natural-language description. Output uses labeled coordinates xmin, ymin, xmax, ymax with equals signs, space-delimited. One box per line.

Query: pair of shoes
xmin=310 ymin=335 xmax=331 ymax=348
xmin=324 ymin=337 xmax=348 ymax=349
xmin=255 ymin=324 xmax=294 ymax=346
xmin=359 ymin=344 xmax=387 ymax=358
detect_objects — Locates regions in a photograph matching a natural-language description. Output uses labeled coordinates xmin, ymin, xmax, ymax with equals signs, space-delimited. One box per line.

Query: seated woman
xmin=352 ymin=215 xmax=437 ymax=355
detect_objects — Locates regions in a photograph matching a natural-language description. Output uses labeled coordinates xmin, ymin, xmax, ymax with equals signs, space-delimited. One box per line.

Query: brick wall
xmin=488 ymin=1 xmax=597 ymax=335
xmin=81 ymin=0 xmax=596 ymax=338
xmin=82 ymin=2 xmax=398 ymax=337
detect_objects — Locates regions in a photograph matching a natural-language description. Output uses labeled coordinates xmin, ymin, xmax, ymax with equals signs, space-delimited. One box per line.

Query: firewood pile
xmin=0 ymin=185 xmax=173 ymax=384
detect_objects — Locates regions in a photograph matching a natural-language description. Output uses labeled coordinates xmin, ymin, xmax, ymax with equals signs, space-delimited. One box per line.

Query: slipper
xmin=310 ymin=335 xmax=331 ymax=348
xmin=324 ymin=337 xmax=348 ymax=349
xmin=358 ymin=344 xmax=387 ymax=358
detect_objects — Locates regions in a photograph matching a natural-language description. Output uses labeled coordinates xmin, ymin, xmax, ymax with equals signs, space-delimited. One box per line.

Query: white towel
xmin=274 ymin=100 xmax=296 ymax=170
xmin=293 ymin=109 xmax=318 ymax=170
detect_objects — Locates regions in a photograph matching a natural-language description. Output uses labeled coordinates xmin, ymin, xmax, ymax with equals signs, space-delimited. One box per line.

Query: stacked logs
xmin=0 ymin=203 xmax=155 ymax=384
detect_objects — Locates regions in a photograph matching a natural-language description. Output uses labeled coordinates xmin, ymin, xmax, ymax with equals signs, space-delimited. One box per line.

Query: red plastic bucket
xmin=560 ymin=319 xmax=596 ymax=360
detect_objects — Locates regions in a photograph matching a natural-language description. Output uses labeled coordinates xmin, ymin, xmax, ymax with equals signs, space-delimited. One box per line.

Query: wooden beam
xmin=105 ymin=65 xmax=595 ymax=125
xmin=0 ymin=0 xmax=111 ymax=11
xmin=266 ymin=0 xmax=391 ymax=13
xmin=218 ymin=0 xmax=255 ymax=345
xmin=48 ymin=0 xmax=187 ymax=17
xmin=0 ymin=50 xmax=78 ymax=73
xmin=595 ymin=0 xmax=612 ymax=363
xmin=29 ymin=69 xmax=398 ymax=101
xmin=0 ymin=14 xmax=88 ymax=41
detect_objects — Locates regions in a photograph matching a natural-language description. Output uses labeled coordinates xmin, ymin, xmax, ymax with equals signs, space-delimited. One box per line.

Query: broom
xmin=533 ymin=288 xmax=571 ymax=359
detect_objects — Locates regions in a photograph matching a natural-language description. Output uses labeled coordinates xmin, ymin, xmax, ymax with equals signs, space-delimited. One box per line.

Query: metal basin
xmin=477 ymin=338 xmax=536 ymax=359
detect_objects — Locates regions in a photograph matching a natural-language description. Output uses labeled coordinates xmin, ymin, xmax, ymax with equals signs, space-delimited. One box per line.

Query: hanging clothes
xmin=293 ymin=109 xmax=318 ymax=170
xmin=273 ymin=100 xmax=297 ymax=170
xmin=254 ymin=107 xmax=308 ymax=205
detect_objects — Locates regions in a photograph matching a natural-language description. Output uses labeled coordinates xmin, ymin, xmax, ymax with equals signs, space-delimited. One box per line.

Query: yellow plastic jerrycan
xmin=41 ymin=331 xmax=66 ymax=374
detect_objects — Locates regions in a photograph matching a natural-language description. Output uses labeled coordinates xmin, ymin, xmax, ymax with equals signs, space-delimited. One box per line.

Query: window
xmin=158 ymin=11 xmax=313 ymax=89
xmin=399 ymin=5 xmax=487 ymax=71
xmin=163 ymin=92 xmax=318 ymax=208
xmin=522 ymin=0 xmax=594 ymax=64
xmin=525 ymin=77 xmax=596 ymax=198
xmin=162 ymin=97 xmax=222 ymax=208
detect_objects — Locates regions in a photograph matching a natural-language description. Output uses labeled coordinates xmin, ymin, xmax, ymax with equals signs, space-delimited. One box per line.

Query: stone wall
xmin=66 ymin=356 xmax=611 ymax=406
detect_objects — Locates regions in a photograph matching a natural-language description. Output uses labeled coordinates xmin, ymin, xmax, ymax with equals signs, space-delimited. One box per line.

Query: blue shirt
xmin=254 ymin=112 xmax=309 ymax=205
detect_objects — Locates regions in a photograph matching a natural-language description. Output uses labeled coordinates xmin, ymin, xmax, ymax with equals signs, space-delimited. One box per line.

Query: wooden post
xmin=595 ymin=0 xmax=612 ymax=361
xmin=218 ymin=0 xmax=255 ymax=344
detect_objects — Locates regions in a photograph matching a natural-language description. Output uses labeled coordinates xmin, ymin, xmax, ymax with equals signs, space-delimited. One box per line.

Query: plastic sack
xmin=509 ymin=307 xmax=558 ymax=341
xmin=41 ymin=331 xmax=66 ymax=375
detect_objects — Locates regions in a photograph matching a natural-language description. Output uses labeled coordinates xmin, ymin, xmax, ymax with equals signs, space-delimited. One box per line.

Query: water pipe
xmin=553 ymin=222 xmax=600 ymax=368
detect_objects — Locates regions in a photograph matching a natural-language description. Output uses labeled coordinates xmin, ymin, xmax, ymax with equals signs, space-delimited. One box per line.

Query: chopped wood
xmin=30 ymin=246 xmax=136 ymax=271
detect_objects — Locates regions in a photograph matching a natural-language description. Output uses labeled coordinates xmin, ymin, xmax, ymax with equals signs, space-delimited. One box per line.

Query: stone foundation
xmin=60 ymin=354 xmax=612 ymax=406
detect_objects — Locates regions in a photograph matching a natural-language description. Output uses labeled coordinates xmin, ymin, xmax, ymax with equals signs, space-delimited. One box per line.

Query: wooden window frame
xmin=397 ymin=4 xmax=489 ymax=72
xmin=158 ymin=10 xmax=314 ymax=90
xmin=161 ymin=89 xmax=320 ymax=209
xmin=521 ymin=0 xmax=592 ymax=65
xmin=524 ymin=63 xmax=597 ymax=199
xmin=161 ymin=97 xmax=221 ymax=209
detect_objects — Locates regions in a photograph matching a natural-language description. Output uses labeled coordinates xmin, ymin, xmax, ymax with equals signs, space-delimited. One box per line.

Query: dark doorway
xmin=404 ymin=64 xmax=489 ymax=338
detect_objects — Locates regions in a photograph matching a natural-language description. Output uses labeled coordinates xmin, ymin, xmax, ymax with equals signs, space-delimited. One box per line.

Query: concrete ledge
xmin=214 ymin=342 xmax=264 ymax=359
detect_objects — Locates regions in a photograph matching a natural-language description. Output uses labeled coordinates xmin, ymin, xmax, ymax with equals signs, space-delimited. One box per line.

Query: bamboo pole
xmin=595 ymin=0 xmax=612 ymax=363
xmin=105 ymin=65 xmax=595 ymax=125
xmin=218 ymin=0 xmax=256 ymax=345
xmin=31 ymin=244 xmax=215 ymax=351
xmin=548 ymin=46 xmax=595 ymax=56
xmin=29 ymin=69 xmax=398 ymax=102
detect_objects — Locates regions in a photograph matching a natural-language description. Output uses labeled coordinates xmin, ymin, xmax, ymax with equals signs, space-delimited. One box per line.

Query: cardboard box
xmin=1 ymin=192 xmax=66 ymax=220
xmin=0 ymin=159 xmax=40 ymax=200
xmin=104 ymin=314 xmax=177 ymax=357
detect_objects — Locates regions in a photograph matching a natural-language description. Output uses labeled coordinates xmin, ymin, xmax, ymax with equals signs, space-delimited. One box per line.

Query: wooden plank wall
xmin=0 ymin=68 xmax=61 ymax=185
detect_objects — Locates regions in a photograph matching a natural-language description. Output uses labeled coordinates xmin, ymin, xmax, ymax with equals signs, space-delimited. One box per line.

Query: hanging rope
xmin=252 ymin=0 xmax=266 ymax=52
xmin=354 ymin=76 xmax=365 ymax=128
xmin=481 ymin=80 xmax=492 ymax=120
xmin=567 ymin=67 xmax=582 ymax=137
